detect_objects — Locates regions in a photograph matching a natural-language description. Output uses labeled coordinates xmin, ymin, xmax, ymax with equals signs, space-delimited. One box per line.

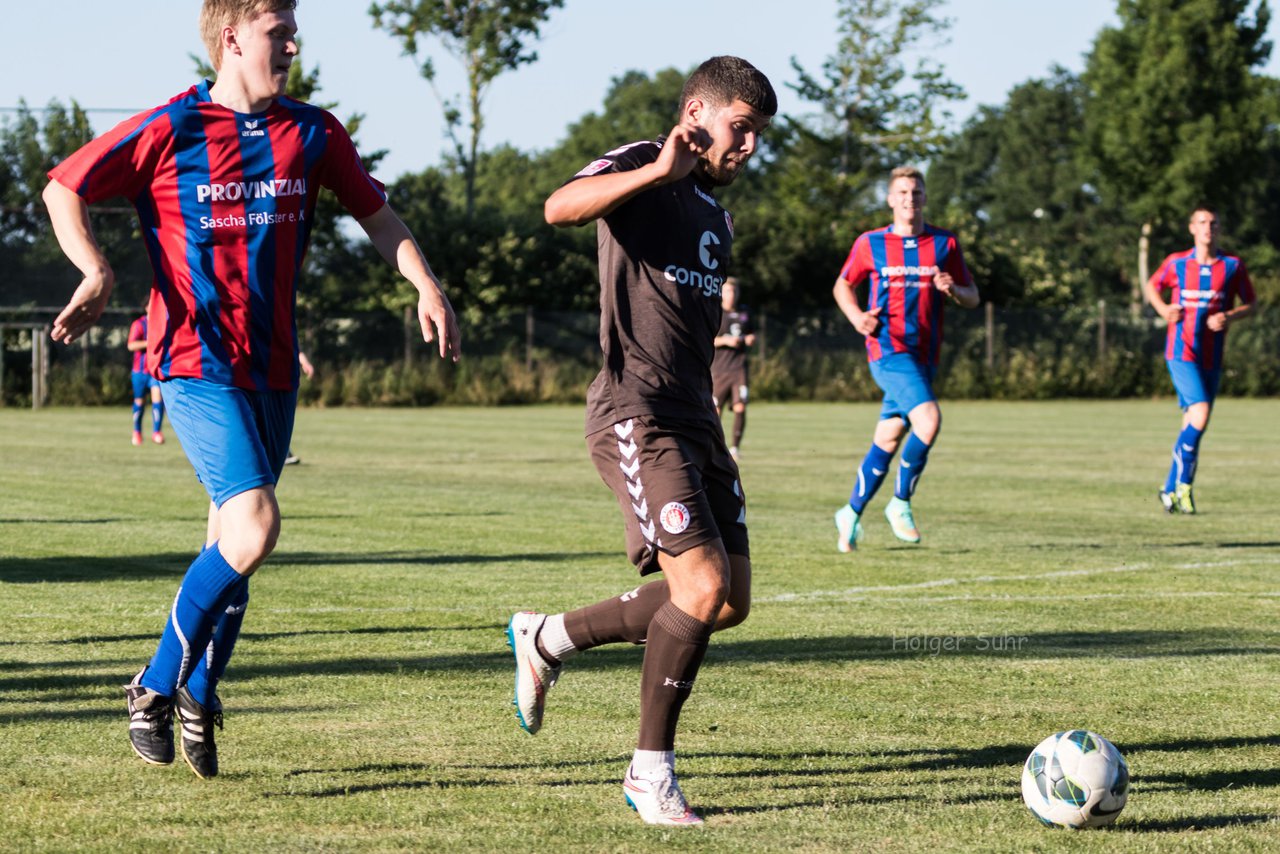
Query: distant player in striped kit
xmin=832 ymin=166 xmax=979 ymax=551
xmin=43 ymin=0 xmax=459 ymax=778
xmin=1144 ymin=206 xmax=1256 ymax=514
xmin=126 ymin=311 xmax=165 ymax=446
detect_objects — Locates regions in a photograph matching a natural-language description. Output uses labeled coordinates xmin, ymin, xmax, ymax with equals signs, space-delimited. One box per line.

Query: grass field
xmin=2 ymin=400 xmax=1279 ymax=852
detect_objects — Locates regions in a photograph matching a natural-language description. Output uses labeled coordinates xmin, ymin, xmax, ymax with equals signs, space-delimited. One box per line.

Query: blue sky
xmin=2 ymin=1 xmax=1274 ymax=180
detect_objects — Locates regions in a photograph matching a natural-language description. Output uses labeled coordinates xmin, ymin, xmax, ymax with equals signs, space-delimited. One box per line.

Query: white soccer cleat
xmin=623 ymin=763 xmax=703 ymax=826
xmin=506 ymin=611 xmax=560 ymax=735
xmin=885 ymin=496 xmax=921 ymax=543
xmin=834 ymin=504 xmax=862 ymax=553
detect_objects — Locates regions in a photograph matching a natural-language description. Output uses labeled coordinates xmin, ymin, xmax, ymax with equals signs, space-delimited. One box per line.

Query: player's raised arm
xmin=545 ymin=124 xmax=711 ymax=227
xmin=357 ymin=203 xmax=461 ymax=361
xmin=43 ymin=179 xmax=115 ymax=344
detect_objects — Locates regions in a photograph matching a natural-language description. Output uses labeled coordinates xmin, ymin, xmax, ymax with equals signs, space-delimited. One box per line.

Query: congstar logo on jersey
xmin=196 ymin=178 xmax=307 ymax=204
xmin=242 ymin=119 xmax=265 ymax=138
xmin=663 ymin=230 xmax=724 ymax=298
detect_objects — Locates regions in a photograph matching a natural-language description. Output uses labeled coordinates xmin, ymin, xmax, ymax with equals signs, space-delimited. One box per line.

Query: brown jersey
xmin=711 ymin=308 xmax=754 ymax=376
xmin=572 ymin=139 xmax=734 ymax=435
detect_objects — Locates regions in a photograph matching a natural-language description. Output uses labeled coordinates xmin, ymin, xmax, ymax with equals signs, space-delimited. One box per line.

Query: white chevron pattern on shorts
xmin=614 ymin=420 xmax=660 ymax=547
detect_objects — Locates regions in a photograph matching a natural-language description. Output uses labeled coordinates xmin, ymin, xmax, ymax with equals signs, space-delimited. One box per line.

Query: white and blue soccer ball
xmin=1020 ymin=730 xmax=1129 ymax=829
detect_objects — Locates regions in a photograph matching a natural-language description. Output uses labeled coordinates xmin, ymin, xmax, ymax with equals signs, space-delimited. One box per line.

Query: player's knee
xmin=219 ymin=503 xmax=280 ymax=573
xmin=732 ymin=403 xmax=745 ymax=413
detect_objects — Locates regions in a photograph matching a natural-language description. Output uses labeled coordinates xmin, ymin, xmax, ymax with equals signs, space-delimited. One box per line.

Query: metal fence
xmin=2 ymin=300 xmax=1272 ymax=407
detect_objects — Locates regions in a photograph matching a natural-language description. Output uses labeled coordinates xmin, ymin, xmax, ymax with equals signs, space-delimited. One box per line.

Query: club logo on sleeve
xmin=575 ymin=158 xmax=613 ymax=177
xmin=660 ymin=501 xmax=691 ymax=534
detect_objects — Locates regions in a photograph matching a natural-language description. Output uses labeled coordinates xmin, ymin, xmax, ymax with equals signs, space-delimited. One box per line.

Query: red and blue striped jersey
xmin=50 ymin=81 xmax=387 ymax=391
xmin=839 ymin=224 xmax=972 ymax=366
xmin=128 ymin=315 xmax=148 ymax=373
xmin=1148 ymin=249 xmax=1255 ymax=369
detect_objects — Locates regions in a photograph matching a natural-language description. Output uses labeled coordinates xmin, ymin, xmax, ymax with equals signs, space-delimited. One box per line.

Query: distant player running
xmin=832 ymin=166 xmax=979 ymax=550
xmin=126 ymin=311 xmax=165 ymax=445
xmin=44 ymin=0 xmax=458 ymax=779
xmin=711 ymin=277 xmax=756 ymax=461
xmin=507 ymin=56 xmax=775 ymax=826
xmin=1145 ymin=206 xmax=1255 ymax=514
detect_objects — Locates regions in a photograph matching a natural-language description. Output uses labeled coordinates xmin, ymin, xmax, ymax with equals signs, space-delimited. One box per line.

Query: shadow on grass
xmin=1121 ymin=814 xmax=1276 ymax=832
xmin=0 ymin=517 xmax=129 ymax=525
xmin=4 ymin=628 xmax=1278 ymax=705
xmin=0 ymin=549 xmax=619 ymax=583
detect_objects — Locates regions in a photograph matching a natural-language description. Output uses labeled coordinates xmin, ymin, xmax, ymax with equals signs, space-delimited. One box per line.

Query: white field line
xmin=761 ymin=558 xmax=1280 ymax=604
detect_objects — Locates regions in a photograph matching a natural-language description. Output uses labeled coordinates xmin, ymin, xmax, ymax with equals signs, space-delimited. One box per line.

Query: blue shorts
xmin=131 ymin=371 xmax=157 ymax=400
xmin=160 ymin=378 xmax=297 ymax=507
xmin=1167 ymin=361 xmax=1221 ymax=410
xmin=869 ymin=353 xmax=937 ymax=421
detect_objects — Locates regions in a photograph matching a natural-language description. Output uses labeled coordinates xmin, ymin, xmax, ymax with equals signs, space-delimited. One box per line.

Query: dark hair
xmin=1189 ymin=204 xmax=1218 ymax=220
xmin=680 ymin=56 xmax=777 ymax=117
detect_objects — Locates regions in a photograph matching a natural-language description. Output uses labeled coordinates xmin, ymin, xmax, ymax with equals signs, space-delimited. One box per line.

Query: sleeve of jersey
xmin=944 ymin=236 xmax=974 ymax=286
xmin=1234 ymin=263 xmax=1257 ymax=304
xmin=317 ymin=113 xmax=387 ymax=219
xmin=47 ymin=109 xmax=165 ymax=203
xmin=128 ymin=320 xmax=144 ymax=344
xmin=1148 ymin=256 xmax=1174 ymax=292
xmin=838 ymin=236 xmax=872 ymax=285
xmin=563 ymin=140 xmax=659 ymax=185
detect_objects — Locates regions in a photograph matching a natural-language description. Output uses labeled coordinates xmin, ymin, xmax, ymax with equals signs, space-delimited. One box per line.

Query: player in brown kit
xmin=506 ymin=56 xmax=775 ymax=826
xmin=711 ymin=276 xmax=756 ymax=461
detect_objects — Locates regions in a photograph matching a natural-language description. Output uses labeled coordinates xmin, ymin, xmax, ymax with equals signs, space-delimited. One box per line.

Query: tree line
xmin=3 ymin=0 xmax=1276 ymax=345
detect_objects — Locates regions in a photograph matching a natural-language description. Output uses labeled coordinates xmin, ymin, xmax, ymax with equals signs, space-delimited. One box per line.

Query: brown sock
xmin=732 ymin=410 xmax=745 ymax=447
xmin=636 ymin=601 xmax=713 ymax=751
xmin=562 ymin=580 xmax=670 ymax=650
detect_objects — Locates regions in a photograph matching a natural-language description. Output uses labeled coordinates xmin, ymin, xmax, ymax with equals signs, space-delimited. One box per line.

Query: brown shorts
xmin=588 ymin=415 xmax=749 ymax=575
xmin=712 ymin=369 xmax=749 ymax=409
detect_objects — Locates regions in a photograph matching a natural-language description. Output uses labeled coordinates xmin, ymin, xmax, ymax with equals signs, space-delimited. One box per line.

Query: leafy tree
xmin=787 ymin=0 xmax=964 ymax=206
xmin=1082 ymin=0 xmax=1272 ymax=309
xmin=724 ymin=0 xmax=965 ymax=313
xmin=929 ymin=69 xmax=1130 ymax=305
xmin=1 ymin=101 xmax=152 ymax=307
xmin=369 ymin=0 xmax=565 ymax=217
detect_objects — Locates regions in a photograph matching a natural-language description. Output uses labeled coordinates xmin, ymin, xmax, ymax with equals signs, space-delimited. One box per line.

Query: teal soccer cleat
xmin=884 ymin=497 xmax=921 ymax=543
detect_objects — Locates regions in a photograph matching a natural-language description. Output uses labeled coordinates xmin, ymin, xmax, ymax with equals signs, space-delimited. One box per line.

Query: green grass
xmin=2 ymin=400 xmax=1279 ymax=852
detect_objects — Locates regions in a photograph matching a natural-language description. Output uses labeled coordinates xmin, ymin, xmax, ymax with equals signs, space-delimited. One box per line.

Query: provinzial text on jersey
xmin=880 ymin=264 xmax=940 ymax=278
xmin=196 ymin=178 xmax=307 ymax=203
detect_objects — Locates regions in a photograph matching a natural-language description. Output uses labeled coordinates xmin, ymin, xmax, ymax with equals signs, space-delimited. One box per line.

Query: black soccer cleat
xmin=175 ymin=686 xmax=223 ymax=779
xmin=124 ymin=668 xmax=175 ymax=765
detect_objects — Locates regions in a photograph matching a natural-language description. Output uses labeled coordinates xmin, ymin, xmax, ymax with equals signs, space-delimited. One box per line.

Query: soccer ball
xmin=1021 ymin=730 xmax=1129 ymax=828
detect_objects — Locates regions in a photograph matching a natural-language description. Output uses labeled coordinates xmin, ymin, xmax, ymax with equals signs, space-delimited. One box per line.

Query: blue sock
xmin=185 ymin=576 xmax=249 ymax=707
xmin=152 ymin=401 xmax=164 ymax=433
xmin=132 ymin=402 xmax=143 ymax=433
xmin=1175 ymin=424 xmax=1204 ymax=486
xmin=140 ymin=544 xmax=246 ymax=696
xmin=849 ymin=444 xmax=893 ymax=513
xmin=895 ymin=432 xmax=932 ymax=501
xmin=1163 ymin=439 xmax=1180 ymax=494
